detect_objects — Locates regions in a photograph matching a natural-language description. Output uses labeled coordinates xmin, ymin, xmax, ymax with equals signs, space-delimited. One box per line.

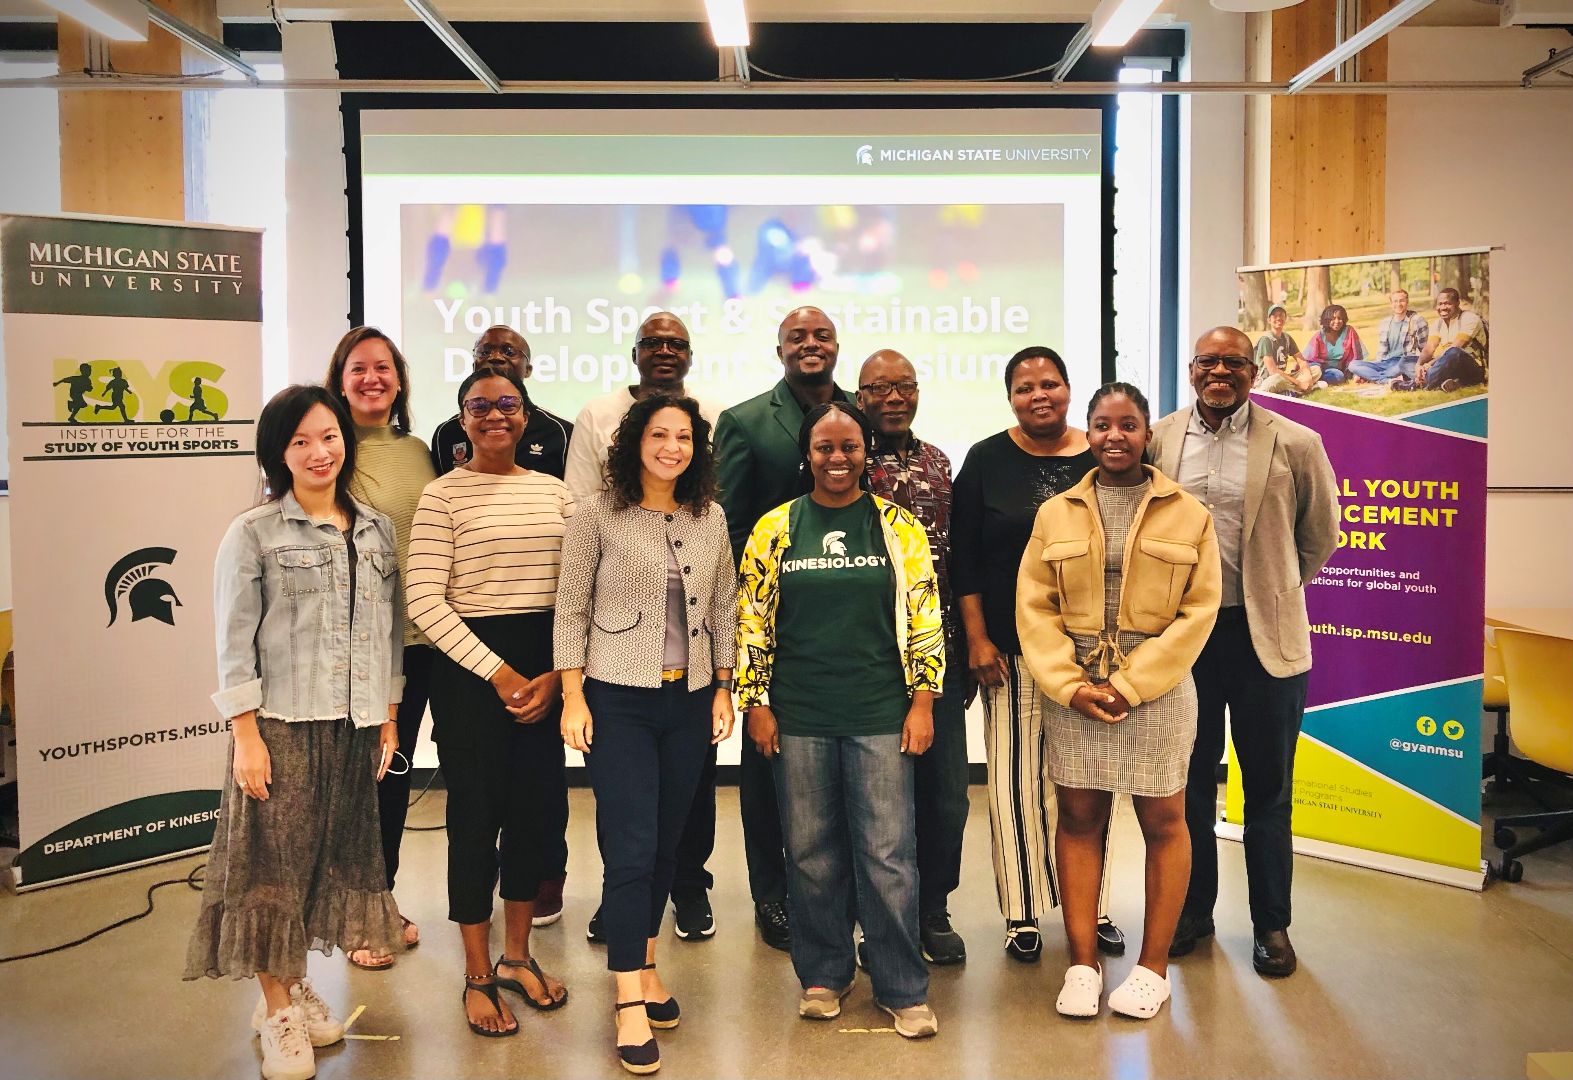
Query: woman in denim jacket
xmin=185 ymin=385 xmax=405 ymax=1080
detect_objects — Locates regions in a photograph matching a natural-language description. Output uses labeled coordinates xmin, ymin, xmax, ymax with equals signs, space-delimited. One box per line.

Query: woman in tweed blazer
xmin=553 ymin=393 xmax=736 ymax=1076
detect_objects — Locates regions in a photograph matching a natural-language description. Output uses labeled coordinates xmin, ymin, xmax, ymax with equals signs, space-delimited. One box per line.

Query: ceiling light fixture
xmin=1089 ymin=0 xmax=1166 ymax=47
xmin=704 ymin=0 xmax=750 ymax=48
xmin=39 ymin=0 xmax=146 ymax=43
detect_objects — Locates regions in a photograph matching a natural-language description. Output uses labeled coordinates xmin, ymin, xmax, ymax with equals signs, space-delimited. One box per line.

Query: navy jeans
xmin=1423 ymin=346 xmax=1487 ymax=389
xmin=914 ymin=670 xmax=969 ymax=916
xmin=584 ymin=678 xmax=713 ymax=972
xmin=1347 ymin=354 xmax=1416 ymax=382
xmin=775 ymin=732 xmax=928 ymax=1010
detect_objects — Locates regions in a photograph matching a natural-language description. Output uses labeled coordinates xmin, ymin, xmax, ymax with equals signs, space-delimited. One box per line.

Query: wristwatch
xmin=715 ymin=677 xmax=737 ymax=691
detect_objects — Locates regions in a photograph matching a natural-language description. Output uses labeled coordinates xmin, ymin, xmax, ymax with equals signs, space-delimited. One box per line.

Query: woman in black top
xmin=950 ymin=346 xmax=1123 ymax=963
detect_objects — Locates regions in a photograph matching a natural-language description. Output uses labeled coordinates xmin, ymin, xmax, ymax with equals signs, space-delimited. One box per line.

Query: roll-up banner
xmin=1 ymin=213 xmax=262 ymax=890
xmin=1228 ymin=247 xmax=1491 ymax=890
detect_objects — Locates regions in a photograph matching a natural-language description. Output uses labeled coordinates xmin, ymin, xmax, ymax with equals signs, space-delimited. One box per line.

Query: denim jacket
xmin=211 ymin=490 xmax=405 ymax=726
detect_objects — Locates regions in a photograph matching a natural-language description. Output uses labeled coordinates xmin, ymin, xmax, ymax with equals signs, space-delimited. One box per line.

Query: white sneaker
xmin=252 ymin=980 xmax=344 ymax=1047
xmin=1056 ymin=964 xmax=1103 ymax=1017
xmin=258 ymin=1004 xmax=316 ymax=1080
xmin=1108 ymin=964 xmax=1171 ymax=1019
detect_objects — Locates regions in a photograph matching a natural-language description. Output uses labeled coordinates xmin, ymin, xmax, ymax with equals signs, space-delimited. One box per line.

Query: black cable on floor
xmin=0 ymin=860 xmax=205 ymax=964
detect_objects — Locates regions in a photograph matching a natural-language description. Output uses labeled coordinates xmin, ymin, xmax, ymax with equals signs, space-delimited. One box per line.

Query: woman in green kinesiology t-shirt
xmin=735 ymin=401 xmax=946 ymax=1041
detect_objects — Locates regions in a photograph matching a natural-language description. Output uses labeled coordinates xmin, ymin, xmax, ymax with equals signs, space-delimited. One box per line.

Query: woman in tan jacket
xmin=1017 ymin=382 xmax=1221 ymax=1021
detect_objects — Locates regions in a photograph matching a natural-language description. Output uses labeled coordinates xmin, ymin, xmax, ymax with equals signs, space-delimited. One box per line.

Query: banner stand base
xmin=1215 ymin=822 xmax=1486 ymax=892
xmin=11 ymin=843 xmax=211 ymax=894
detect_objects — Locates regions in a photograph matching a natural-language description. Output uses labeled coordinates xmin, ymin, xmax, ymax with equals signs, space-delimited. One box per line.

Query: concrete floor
xmin=1 ymin=783 xmax=1569 ymax=1080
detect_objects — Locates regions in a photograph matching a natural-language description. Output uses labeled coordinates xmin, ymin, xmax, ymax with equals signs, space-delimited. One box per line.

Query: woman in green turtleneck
xmin=325 ymin=326 xmax=438 ymax=968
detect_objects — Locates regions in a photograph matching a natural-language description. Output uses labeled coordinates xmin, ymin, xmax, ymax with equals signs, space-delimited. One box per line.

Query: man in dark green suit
xmin=714 ymin=306 xmax=849 ymax=950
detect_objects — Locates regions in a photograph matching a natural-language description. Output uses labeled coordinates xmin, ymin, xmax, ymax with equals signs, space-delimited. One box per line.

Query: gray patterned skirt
xmin=1043 ymin=632 xmax=1198 ymax=798
xmin=184 ymin=717 xmax=404 ymax=980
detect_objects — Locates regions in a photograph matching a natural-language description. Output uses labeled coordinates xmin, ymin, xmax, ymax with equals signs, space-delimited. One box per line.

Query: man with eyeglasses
xmin=430 ymin=325 xmax=575 ymax=479
xmin=1149 ymin=327 xmax=1338 ymax=979
xmin=561 ymin=311 xmax=724 ymax=947
xmin=563 ymin=312 xmax=722 ymax=500
xmin=429 ymin=323 xmax=576 ymax=929
xmin=857 ymin=349 xmax=969 ymax=967
xmin=714 ymin=305 xmax=850 ymax=952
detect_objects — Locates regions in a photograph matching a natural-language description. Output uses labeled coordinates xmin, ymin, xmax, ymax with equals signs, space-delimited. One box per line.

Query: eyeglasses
xmin=473 ymin=342 xmax=527 ymax=361
xmin=859 ymin=380 xmax=920 ymax=398
xmin=636 ymin=336 xmax=690 ymax=353
xmin=462 ymin=395 xmax=523 ymax=418
xmin=1191 ymin=355 xmax=1252 ymax=372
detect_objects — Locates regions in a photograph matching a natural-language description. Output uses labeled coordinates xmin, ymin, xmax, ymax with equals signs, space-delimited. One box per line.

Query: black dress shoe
xmin=1003 ymin=920 xmax=1042 ymax=963
xmin=587 ymin=906 xmax=606 ymax=945
xmin=1095 ymin=916 xmax=1126 ymax=957
xmin=1168 ymin=912 xmax=1215 ymax=958
xmin=755 ymin=901 xmax=791 ymax=952
xmin=1252 ymin=928 xmax=1298 ymax=977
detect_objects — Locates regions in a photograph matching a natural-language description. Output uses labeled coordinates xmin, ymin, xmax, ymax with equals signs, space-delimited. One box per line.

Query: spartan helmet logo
xmin=822 ymin=530 xmax=848 ymax=557
xmin=105 ymin=547 xmax=181 ymax=628
xmin=856 ymin=144 xmax=873 ymax=165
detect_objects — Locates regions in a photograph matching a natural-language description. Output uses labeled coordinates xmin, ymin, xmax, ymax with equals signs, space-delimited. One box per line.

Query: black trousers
xmin=377 ymin=643 xmax=434 ymax=891
xmin=1183 ymin=607 xmax=1308 ymax=932
xmin=914 ymin=669 xmax=970 ymax=916
xmin=430 ymin=612 xmax=565 ymax=925
xmin=671 ymin=743 xmax=717 ymax=896
xmin=740 ymin=730 xmax=788 ymax=904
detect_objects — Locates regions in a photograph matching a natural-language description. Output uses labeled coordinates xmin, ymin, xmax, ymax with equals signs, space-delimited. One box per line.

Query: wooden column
xmin=1267 ymin=0 xmax=1393 ymax=262
xmin=56 ymin=0 xmax=219 ymax=220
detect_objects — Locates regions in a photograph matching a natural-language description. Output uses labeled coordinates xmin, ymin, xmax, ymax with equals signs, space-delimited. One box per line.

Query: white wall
xmin=1387 ymin=27 xmax=1573 ymax=610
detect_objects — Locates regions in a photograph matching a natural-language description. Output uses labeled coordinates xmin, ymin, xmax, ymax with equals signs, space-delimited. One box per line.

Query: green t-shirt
xmin=771 ymin=495 xmax=908 ymax=737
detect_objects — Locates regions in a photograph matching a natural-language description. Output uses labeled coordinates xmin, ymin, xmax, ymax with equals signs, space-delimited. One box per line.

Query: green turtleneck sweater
xmin=351 ymin=423 xmax=438 ymax=646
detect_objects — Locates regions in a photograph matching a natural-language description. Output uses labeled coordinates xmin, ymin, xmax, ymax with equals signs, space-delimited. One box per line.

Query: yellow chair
xmin=1490 ymin=627 xmax=1573 ymax=882
xmin=1481 ymin=626 xmax=1518 ymax=791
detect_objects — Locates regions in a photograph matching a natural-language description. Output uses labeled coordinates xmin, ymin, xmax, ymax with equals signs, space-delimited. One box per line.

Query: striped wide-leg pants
xmin=983 ymin=654 xmax=1114 ymax=922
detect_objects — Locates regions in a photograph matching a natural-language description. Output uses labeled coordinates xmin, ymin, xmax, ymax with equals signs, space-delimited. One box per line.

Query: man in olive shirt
xmin=714 ymin=306 xmax=849 ymax=950
xmin=1150 ymin=326 xmax=1339 ymax=978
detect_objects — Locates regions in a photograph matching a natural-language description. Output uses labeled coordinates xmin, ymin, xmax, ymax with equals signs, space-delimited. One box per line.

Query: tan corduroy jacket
xmin=1149 ymin=404 xmax=1340 ymax=678
xmin=1017 ymin=466 xmax=1221 ymax=709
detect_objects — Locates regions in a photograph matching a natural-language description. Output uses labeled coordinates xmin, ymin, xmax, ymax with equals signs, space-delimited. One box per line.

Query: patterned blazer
xmin=735 ymin=494 xmax=945 ymax=709
xmin=553 ymin=491 xmax=738 ymax=693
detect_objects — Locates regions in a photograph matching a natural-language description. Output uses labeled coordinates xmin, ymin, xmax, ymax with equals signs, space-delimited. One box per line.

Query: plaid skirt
xmin=183 ymin=717 xmax=404 ymax=980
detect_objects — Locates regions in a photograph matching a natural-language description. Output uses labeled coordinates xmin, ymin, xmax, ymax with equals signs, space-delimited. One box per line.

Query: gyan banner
xmin=1225 ymin=247 xmax=1491 ymax=889
xmin=1 ymin=213 xmax=262 ymax=889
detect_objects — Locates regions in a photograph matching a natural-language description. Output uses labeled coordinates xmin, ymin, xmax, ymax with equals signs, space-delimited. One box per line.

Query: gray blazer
xmin=553 ymin=491 xmax=739 ymax=692
xmin=1149 ymin=404 xmax=1340 ymax=678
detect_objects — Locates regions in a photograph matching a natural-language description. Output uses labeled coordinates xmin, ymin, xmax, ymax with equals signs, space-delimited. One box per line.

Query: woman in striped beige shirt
xmin=408 ymin=367 xmax=573 ymax=1038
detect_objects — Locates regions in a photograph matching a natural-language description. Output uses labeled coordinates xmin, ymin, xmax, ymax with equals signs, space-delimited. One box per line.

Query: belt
xmin=661 ymin=668 xmax=687 ymax=683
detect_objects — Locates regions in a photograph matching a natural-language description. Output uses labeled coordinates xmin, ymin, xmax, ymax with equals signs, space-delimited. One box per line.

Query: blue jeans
xmin=1347 ymin=354 xmax=1416 ymax=382
xmin=1320 ymin=367 xmax=1347 ymax=385
xmin=914 ymin=670 xmax=969 ymax=915
xmin=775 ymin=732 xmax=928 ymax=1009
xmin=584 ymin=678 xmax=712 ymax=972
xmin=1423 ymin=346 xmax=1487 ymax=389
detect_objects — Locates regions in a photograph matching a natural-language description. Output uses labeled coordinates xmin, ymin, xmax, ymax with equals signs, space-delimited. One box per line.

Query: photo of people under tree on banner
xmin=1227 ymin=247 xmax=1490 ymax=888
xmin=1237 ymin=251 xmax=1488 ymax=419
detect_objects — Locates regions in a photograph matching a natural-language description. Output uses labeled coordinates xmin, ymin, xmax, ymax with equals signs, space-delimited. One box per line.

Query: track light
xmin=704 ymin=0 xmax=750 ymax=48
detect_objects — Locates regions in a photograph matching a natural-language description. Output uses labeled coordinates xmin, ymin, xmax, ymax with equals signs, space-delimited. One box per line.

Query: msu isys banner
xmin=1 ymin=213 xmax=262 ymax=888
xmin=1228 ymin=248 xmax=1490 ymax=885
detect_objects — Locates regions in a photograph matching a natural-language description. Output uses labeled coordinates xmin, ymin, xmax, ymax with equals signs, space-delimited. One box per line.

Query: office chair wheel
xmin=1499 ymin=858 xmax=1524 ymax=883
xmin=1493 ymin=826 xmax=1517 ymax=850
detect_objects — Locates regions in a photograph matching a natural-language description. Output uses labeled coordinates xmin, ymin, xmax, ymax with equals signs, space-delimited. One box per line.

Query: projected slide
xmin=360 ymin=110 xmax=1103 ymax=464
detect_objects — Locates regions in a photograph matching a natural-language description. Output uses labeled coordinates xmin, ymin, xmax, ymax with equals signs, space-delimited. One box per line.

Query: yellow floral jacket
xmin=736 ymin=494 xmax=946 ymax=708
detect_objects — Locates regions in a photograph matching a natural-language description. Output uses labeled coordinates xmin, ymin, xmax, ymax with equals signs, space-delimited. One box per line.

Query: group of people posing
xmin=1252 ymin=287 xmax=1488 ymax=397
xmin=183 ymin=305 xmax=1340 ymax=1080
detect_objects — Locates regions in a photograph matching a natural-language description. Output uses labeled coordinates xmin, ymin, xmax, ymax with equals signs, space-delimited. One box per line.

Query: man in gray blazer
xmin=1149 ymin=325 xmax=1339 ymax=978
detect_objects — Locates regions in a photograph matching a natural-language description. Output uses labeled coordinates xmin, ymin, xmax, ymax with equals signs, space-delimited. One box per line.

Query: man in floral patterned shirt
xmin=858 ymin=349 xmax=970 ymax=966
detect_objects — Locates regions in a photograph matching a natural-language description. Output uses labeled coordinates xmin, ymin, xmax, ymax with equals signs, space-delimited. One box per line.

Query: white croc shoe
xmin=1055 ymin=964 xmax=1103 ymax=1018
xmin=257 ymin=1003 xmax=316 ymax=1080
xmin=252 ymin=980 xmax=345 ymax=1047
xmin=1108 ymin=965 xmax=1171 ymax=1019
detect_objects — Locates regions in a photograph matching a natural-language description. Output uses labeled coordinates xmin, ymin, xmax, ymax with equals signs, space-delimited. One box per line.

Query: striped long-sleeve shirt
xmin=407 ymin=468 xmax=575 ymax=679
